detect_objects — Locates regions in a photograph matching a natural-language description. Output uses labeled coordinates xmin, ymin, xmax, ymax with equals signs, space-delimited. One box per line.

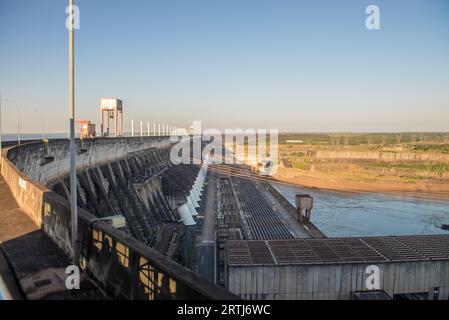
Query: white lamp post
xmin=68 ymin=0 xmax=79 ymax=265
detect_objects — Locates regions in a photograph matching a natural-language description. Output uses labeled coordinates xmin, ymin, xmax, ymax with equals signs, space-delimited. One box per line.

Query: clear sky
xmin=1 ymin=0 xmax=448 ymax=133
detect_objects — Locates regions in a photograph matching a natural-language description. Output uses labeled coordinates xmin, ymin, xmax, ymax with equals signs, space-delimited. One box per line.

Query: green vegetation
xmin=410 ymin=144 xmax=449 ymax=153
xmin=365 ymin=162 xmax=428 ymax=170
xmin=359 ymin=161 xmax=449 ymax=175
xmin=289 ymin=151 xmax=305 ymax=157
xmin=293 ymin=163 xmax=311 ymax=170
xmin=279 ymin=133 xmax=449 ymax=182
xmin=279 ymin=132 xmax=449 ymax=147
xmin=428 ymin=162 xmax=449 ymax=177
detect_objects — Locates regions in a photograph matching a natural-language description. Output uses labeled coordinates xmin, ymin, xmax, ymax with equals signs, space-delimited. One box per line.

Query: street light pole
xmin=69 ymin=0 xmax=79 ymax=265
xmin=140 ymin=120 xmax=143 ymax=138
xmin=5 ymin=99 xmax=21 ymax=146
xmin=34 ymin=109 xmax=45 ymax=140
xmin=17 ymin=105 xmax=20 ymax=146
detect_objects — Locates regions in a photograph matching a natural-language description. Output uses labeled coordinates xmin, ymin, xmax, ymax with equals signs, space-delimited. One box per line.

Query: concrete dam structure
xmin=0 ymin=137 xmax=236 ymax=299
xmin=48 ymin=145 xmax=211 ymax=267
xmin=1 ymin=137 xmax=449 ymax=300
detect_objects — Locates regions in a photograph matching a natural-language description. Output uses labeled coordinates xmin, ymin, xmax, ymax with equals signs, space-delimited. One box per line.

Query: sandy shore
xmin=274 ymin=168 xmax=449 ymax=202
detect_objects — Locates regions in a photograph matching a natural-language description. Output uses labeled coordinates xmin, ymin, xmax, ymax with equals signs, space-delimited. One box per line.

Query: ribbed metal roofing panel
xmin=227 ymin=235 xmax=449 ymax=266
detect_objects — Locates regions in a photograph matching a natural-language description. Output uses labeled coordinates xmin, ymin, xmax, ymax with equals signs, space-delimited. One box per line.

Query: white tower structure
xmin=100 ymin=98 xmax=123 ymax=137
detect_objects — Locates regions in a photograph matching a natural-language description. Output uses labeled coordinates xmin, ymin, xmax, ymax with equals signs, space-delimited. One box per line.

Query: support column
xmin=120 ymin=110 xmax=123 ymax=136
xmin=107 ymin=111 xmax=110 ymax=136
xmin=114 ymin=109 xmax=118 ymax=137
xmin=177 ymin=204 xmax=196 ymax=226
xmin=101 ymin=110 xmax=104 ymax=135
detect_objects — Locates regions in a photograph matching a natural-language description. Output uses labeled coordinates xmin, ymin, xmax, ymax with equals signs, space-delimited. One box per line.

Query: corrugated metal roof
xmin=227 ymin=235 xmax=449 ymax=266
xmin=353 ymin=291 xmax=392 ymax=300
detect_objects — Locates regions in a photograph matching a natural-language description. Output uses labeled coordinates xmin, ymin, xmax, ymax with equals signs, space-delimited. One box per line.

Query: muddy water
xmin=272 ymin=183 xmax=449 ymax=237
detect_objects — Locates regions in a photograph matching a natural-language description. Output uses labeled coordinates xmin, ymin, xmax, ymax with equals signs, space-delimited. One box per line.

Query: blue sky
xmin=1 ymin=0 xmax=448 ymax=133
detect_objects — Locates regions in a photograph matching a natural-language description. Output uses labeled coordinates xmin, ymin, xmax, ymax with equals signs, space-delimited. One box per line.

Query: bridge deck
xmin=0 ymin=174 xmax=106 ymax=300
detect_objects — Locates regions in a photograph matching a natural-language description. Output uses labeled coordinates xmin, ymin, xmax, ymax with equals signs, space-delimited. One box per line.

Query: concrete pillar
xmin=177 ymin=204 xmax=196 ymax=226
xmin=195 ymin=178 xmax=203 ymax=192
xmin=107 ymin=111 xmax=110 ymax=135
xmin=114 ymin=109 xmax=118 ymax=137
xmin=193 ymin=182 xmax=201 ymax=201
xmin=189 ymin=191 xmax=199 ymax=207
xmin=193 ymin=185 xmax=201 ymax=202
xmin=101 ymin=110 xmax=104 ymax=135
xmin=197 ymin=171 xmax=206 ymax=186
xmin=187 ymin=197 xmax=198 ymax=216
xmin=120 ymin=110 xmax=123 ymax=136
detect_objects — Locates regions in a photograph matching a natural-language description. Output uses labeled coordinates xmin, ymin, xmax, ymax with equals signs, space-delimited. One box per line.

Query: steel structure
xmin=100 ymin=98 xmax=123 ymax=137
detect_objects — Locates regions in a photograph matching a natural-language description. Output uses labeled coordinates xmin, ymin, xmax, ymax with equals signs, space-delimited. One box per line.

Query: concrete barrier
xmin=7 ymin=137 xmax=172 ymax=183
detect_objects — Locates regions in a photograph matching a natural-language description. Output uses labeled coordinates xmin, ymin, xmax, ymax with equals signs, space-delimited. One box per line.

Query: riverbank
xmin=274 ymin=167 xmax=449 ymax=203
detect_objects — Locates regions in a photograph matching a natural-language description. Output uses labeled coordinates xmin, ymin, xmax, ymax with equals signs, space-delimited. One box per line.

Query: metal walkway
xmin=232 ymin=178 xmax=294 ymax=239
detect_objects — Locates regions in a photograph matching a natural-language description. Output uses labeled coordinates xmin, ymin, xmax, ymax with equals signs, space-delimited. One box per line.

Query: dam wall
xmin=7 ymin=137 xmax=172 ymax=184
xmin=48 ymin=145 xmax=201 ymax=267
xmin=49 ymin=146 xmax=176 ymax=246
xmin=0 ymin=138 xmax=237 ymax=299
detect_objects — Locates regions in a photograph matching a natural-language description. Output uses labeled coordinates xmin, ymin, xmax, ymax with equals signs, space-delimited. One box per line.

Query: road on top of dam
xmin=0 ymin=172 xmax=106 ymax=300
xmin=197 ymin=175 xmax=217 ymax=282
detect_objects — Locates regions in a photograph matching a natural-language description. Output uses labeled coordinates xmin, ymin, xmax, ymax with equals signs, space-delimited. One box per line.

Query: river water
xmin=1 ymin=133 xmax=71 ymax=141
xmin=272 ymin=183 xmax=449 ymax=237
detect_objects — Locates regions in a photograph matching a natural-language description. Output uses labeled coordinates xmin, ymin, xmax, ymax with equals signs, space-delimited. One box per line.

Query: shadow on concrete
xmin=1 ymin=230 xmax=106 ymax=300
